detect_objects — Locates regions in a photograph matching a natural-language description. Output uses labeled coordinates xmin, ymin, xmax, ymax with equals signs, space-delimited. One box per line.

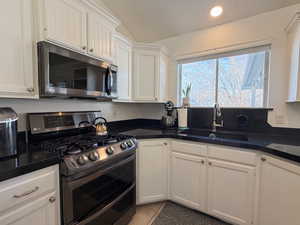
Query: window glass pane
xmin=218 ymin=51 xmax=267 ymax=107
xmin=181 ymin=59 xmax=216 ymax=107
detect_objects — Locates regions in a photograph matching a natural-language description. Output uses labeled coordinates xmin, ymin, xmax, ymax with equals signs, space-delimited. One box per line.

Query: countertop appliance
xmin=0 ymin=108 xmax=18 ymax=159
xmin=161 ymin=101 xmax=177 ymax=129
xmin=28 ymin=111 xmax=137 ymax=225
xmin=38 ymin=41 xmax=118 ymax=99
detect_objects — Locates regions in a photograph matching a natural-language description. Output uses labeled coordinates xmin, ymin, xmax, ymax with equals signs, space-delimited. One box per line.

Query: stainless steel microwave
xmin=37 ymin=41 xmax=117 ymax=99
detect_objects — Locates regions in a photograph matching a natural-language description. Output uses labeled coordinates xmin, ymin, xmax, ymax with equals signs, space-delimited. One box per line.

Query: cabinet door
xmin=0 ymin=192 xmax=60 ymax=225
xmin=0 ymin=0 xmax=35 ymax=98
xmin=171 ymin=152 xmax=207 ymax=211
xmin=115 ymin=39 xmax=132 ymax=100
xmin=43 ymin=0 xmax=87 ymax=52
xmin=207 ymin=159 xmax=255 ymax=225
xmin=158 ymin=54 xmax=168 ymax=102
xmin=88 ymin=12 xmax=114 ymax=61
xmin=133 ymin=50 xmax=159 ymax=101
xmin=137 ymin=140 xmax=168 ymax=204
xmin=258 ymin=155 xmax=300 ymax=225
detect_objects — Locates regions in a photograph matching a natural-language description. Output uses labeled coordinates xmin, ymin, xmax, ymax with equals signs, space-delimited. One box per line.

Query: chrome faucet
xmin=212 ymin=103 xmax=223 ymax=132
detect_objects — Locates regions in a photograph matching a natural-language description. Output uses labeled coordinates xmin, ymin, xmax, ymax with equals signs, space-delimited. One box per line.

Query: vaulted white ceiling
xmin=100 ymin=0 xmax=300 ymax=42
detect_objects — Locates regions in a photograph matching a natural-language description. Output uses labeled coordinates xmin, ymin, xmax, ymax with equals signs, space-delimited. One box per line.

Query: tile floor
xmin=128 ymin=202 xmax=165 ymax=225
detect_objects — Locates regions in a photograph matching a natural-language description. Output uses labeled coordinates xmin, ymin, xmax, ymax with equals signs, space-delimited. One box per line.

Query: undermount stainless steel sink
xmin=179 ymin=130 xmax=249 ymax=142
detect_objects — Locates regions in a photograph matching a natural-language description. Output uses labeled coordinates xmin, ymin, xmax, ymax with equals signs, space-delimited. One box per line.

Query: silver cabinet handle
xmin=82 ymin=46 xmax=87 ymax=50
xmin=90 ymin=48 xmax=94 ymax=52
xmin=261 ymin=157 xmax=267 ymax=162
xmin=13 ymin=186 xmax=39 ymax=198
xmin=27 ymin=87 xmax=35 ymax=93
xmin=49 ymin=196 xmax=56 ymax=203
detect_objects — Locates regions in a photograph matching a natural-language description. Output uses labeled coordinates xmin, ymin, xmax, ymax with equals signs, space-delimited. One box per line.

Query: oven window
xmin=86 ymin=187 xmax=135 ymax=225
xmin=73 ymin=158 xmax=135 ymax=222
xmin=49 ymin=53 xmax=105 ymax=92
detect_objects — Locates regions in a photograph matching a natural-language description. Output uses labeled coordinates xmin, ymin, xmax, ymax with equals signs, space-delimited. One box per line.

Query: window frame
xmin=178 ymin=45 xmax=271 ymax=108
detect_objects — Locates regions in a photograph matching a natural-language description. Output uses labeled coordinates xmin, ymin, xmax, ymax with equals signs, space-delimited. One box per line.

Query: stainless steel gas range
xmin=28 ymin=111 xmax=137 ymax=225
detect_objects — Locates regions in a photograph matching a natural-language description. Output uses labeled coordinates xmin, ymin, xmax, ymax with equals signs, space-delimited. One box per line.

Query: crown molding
xmin=133 ymin=42 xmax=169 ymax=56
xmin=82 ymin=0 xmax=121 ymax=28
xmin=286 ymin=12 xmax=300 ymax=33
xmin=113 ymin=32 xmax=134 ymax=47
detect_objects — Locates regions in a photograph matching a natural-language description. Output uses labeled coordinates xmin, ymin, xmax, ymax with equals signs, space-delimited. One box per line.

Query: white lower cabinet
xmin=0 ymin=165 xmax=60 ymax=225
xmin=170 ymin=152 xmax=207 ymax=211
xmin=207 ymin=159 xmax=256 ymax=225
xmin=258 ymin=155 xmax=300 ymax=225
xmin=136 ymin=139 xmax=300 ymax=225
xmin=137 ymin=140 xmax=168 ymax=204
xmin=0 ymin=192 xmax=59 ymax=225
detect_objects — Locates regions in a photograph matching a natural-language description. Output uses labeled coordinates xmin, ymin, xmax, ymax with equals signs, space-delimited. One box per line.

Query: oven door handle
xmin=75 ymin=183 xmax=135 ymax=225
xmin=68 ymin=154 xmax=136 ymax=189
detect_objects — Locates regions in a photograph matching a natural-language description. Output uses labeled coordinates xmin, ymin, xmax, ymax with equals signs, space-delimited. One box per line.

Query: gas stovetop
xmin=30 ymin=133 xmax=137 ymax=176
xmin=34 ymin=133 xmax=133 ymax=155
xmin=27 ymin=111 xmax=138 ymax=177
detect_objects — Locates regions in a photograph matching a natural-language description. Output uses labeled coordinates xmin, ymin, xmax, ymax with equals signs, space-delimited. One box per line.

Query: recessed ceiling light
xmin=210 ymin=6 xmax=223 ymax=17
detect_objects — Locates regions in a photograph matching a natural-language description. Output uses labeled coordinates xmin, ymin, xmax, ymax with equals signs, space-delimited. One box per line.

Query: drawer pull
xmin=49 ymin=196 xmax=56 ymax=203
xmin=13 ymin=186 xmax=39 ymax=198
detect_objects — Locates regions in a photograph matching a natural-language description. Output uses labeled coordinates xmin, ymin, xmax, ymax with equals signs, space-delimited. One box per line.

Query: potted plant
xmin=182 ymin=83 xmax=191 ymax=107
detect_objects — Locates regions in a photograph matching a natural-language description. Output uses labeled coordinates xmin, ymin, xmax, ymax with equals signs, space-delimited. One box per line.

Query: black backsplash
xmin=188 ymin=108 xmax=272 ymax=132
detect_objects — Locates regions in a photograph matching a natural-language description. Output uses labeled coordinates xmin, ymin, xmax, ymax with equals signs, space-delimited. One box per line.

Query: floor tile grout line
xmin=148 ymin=202 xmax=166 ymax=225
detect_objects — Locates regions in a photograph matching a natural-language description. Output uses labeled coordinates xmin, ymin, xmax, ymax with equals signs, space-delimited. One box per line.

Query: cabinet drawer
xmin=207 ymin=145 xmax=257 ymax=166
xmin=0 ymin=165 xmax=58 ymax=213
xmin=171 ymin=140 xmax=207 ymax=157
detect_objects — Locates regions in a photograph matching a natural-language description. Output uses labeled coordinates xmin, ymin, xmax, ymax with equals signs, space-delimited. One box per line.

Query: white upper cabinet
xmin=114 ymin=34 xmax=132 ymax=101
xmin=36 ymin=0 xmax=120 ymax=61
xmin=0 ymin=0 xmax=36 ymax=98
xmin=87 ymin=11 xmax=115 ymax=61
xmin=258 ymin=155 xmax=300 ymax=225
xmin=133 ymin=44 xmax=169 ymax=102
xmin=287 ymin=12 xmax=300 ymax=102
xmin=40 ymin=0 xmax=87 ymax=52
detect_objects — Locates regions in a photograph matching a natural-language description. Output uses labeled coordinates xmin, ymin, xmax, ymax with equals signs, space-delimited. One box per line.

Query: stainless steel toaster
xmin=0 ymin=108 xmax=18 ymax=159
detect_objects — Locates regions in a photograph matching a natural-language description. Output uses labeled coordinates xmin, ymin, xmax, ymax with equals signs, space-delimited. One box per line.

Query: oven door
xmin=38 ymin=41 xmax=117 ymax=99
xmin=62 ymin=154 xmax=136 ymax=225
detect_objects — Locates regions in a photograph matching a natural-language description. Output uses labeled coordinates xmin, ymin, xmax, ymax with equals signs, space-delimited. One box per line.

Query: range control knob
xmin=77 ymin=155 xmax=89 ymax=165
xmin=106 ymin=146 xmax=114 ymax=155
xmin=120 ymin=142 xmax=128 ymax=150
xmin=89 ymin=151 xmax=99 ymax=161
xmin=126 ymin=140 xmax=134 ymax=148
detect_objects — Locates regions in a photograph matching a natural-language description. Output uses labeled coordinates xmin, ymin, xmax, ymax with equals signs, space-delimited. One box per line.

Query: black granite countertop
xmin=119 ymin=127 xmax=300 ymax=164
xmin=2 ymin=118 xmax=300 ymax=182
xmin=0 ymin=141 xmax=60 ymax=182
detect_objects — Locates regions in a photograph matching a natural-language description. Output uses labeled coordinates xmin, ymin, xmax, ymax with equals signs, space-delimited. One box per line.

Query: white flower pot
xmin=182 ymin=97 xmax=190 ymax=107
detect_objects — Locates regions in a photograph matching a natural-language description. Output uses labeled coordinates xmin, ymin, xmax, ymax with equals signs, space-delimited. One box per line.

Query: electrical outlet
xmin=275 ymin=114 xmax=286 ymax=125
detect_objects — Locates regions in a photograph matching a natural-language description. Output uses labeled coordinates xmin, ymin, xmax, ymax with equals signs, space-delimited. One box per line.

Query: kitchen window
xmin=179 ymin=45 xmax=270 ymax=107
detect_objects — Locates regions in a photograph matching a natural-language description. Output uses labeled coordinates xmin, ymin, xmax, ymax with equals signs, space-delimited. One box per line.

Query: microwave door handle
xmin=105 ymin=68 xmax=113 ymax=95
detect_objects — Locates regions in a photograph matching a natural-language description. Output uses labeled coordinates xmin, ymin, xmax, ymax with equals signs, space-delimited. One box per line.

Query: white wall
xmin=0 ymin=99 xmax=163 ymax=131
xmin=158 ymin=4 xmax=300 ymax=128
